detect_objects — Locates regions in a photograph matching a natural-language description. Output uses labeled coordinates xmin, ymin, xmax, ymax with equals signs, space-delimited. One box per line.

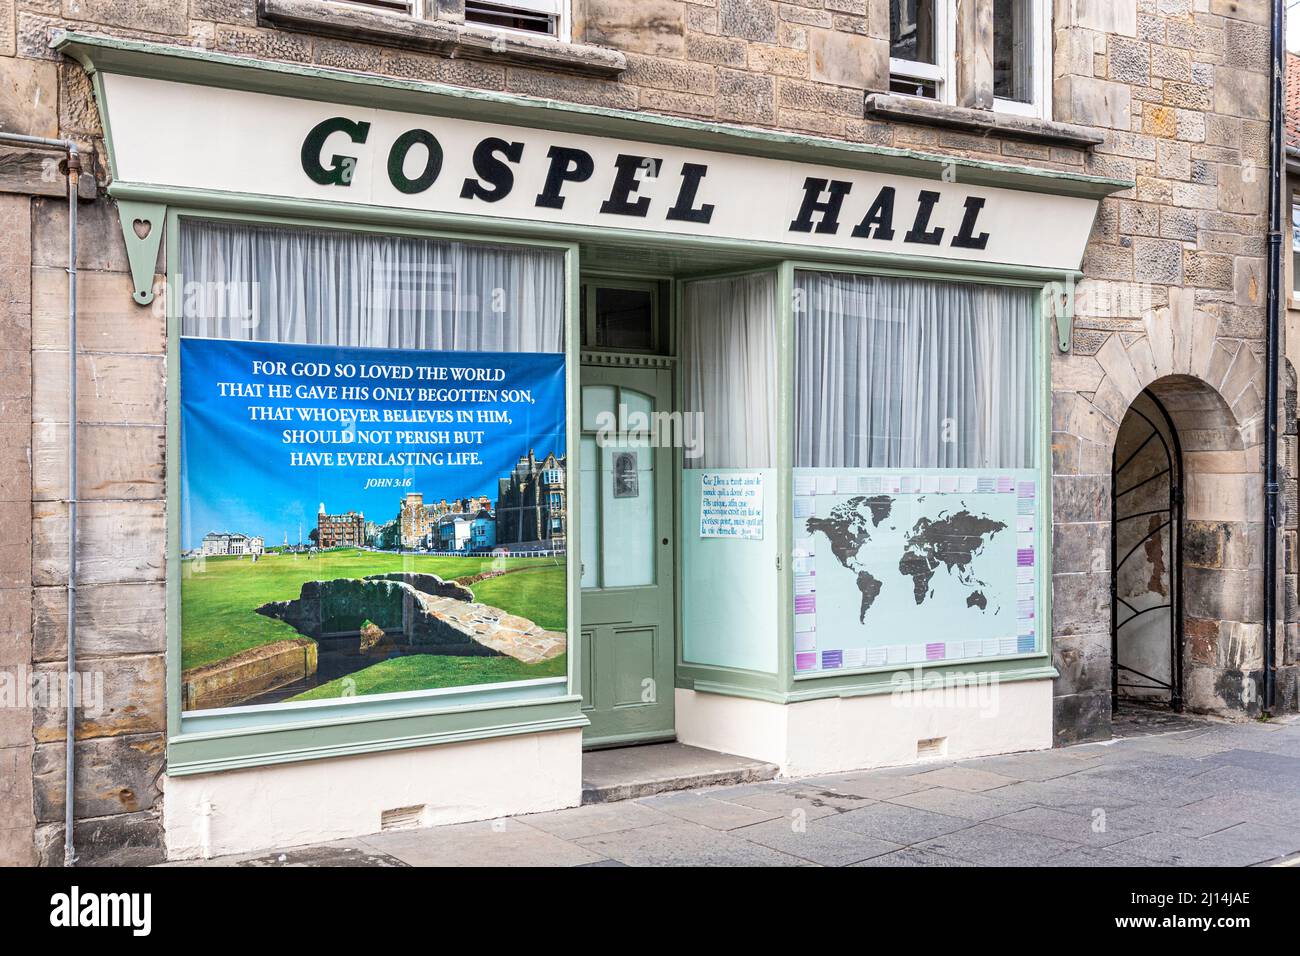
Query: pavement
xmin=186 ymin=710 xmax=1300 ymax=867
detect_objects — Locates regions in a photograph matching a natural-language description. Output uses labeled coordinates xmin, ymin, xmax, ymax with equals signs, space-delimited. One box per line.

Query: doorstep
xmin=581 ymin=742 xmax=779 ymax=805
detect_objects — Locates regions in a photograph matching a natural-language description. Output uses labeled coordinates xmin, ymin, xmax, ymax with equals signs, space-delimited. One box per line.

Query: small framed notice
xmin=699 ymin=472 xmax=764 ymax=539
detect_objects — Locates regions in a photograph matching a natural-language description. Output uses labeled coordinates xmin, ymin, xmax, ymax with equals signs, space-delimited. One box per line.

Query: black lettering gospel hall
xmin=300 ymin=117 xmax=991 ymax=250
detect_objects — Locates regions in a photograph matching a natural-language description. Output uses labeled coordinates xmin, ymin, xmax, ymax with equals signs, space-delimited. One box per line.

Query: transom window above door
xmin=581 ymin=278 xmax=667 ymax=353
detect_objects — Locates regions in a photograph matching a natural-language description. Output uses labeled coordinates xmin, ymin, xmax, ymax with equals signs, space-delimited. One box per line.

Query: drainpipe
xmin=0 ymin=131 xmax=81 ymax=863
xmin=1264 ymin=0 xmax=1283 ymax=717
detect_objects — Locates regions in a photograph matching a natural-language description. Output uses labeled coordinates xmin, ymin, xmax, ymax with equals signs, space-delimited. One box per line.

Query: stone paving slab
xmin=958 ymin=748 xmax=1104 ymax=781
xmin=634 ymin=790 xmax=785 ymax=831
xmin=183 ymin=712 xmax=1300 ymax=867
xmin=730 ymin=817 xmax=903 ymax=866
xmin=914 ymin=822 xmax=1079 ymax=866
xmin=797 ymin=770 xmax=935 ymax=801
xmin=849 ymin=847 xmax=975 ymax=867
xmin=820 ymin=802 xmax=973 ymax=845
xmin=991 ymin=805 xmax=1152 ymax=848
xmin=905 ymin=766 xmax=1023 ymax=792
xmin=357 ymin=818 xmax=607 ymax=867
xmin=572 ymin=820 xmax=814 ymax=867
xmin=520 ymin=799 xmax=674 ymax=841
xmin=581 ymin=742 xmax=779 ymax=804
xmin=712 ymin=784 xmax=861 ymax=820
xmin=883 ymin=786 xmax=1035 ymax=821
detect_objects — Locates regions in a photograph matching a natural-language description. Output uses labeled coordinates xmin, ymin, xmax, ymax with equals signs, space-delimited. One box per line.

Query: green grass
xmin=469 ymin=565 xmax=567 ymax=632
xmin=181 ymin=550 xmax=565 ymax=671
xmin=288 ymin=651 xmax=567 ymax=701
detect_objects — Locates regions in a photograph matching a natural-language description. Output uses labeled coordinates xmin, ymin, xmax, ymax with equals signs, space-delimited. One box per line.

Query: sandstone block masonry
xmin=0 ymin=0 xmax=1294 ymax=865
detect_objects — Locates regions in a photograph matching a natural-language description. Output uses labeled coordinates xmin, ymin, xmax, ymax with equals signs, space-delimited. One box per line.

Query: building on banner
xmin=496 ymin=451 xmax=567 ymax=550
xmin=1 ymin=1 xmax=1294 ymax=867
xmin=316 ymin=505 xmax=367 ymax=549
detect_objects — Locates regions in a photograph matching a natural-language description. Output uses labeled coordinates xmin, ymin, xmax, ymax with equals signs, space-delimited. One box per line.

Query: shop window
xmin=177 ymin=219 xmax=568 ymax=714
xmin=1292 ymin=199 xmax=1300 ymax=296
xmin=333 ymin=0 xmax=416 ymax=13
xmin=889 ymin=0 xmax=951 ymax=102
xmin=993 ymin=0 xmax=1048 ymax=118
xmin=791 ymin=271 xmax=1041 ymax=676
xmin=678 ymin=272 xmax=780 ymax=673
xmin=465 ymin=0 xmax=565 ymax=38
xmin=681 ymin=274 xmax=777 ymax=470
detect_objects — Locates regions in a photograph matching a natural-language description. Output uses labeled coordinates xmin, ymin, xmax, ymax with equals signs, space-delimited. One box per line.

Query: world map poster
xmin=792 ymin=468 xmax=1039 ymax=675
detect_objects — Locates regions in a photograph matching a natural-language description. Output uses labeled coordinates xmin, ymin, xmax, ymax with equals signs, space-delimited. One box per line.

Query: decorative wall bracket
xmin=116 ymin=200 xmax=167 ymax=305
xmin=1041 ymin=276 xmax=1076 ymax=353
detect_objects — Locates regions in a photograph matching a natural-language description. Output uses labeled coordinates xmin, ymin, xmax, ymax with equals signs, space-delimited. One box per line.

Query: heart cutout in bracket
xmin=132 ymin=218 xmax=152 ymax=241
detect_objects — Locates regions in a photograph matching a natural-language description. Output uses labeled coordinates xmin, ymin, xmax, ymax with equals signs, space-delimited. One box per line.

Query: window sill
xmin=864 ymin=93 xmax=1103 ymax=149
xmin=259 ymin=0 xmax=626 ymax=79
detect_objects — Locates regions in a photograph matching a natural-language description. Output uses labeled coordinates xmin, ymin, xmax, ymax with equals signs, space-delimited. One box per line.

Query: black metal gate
xmin=1111 ymin=388 xmax=1183 ymax=712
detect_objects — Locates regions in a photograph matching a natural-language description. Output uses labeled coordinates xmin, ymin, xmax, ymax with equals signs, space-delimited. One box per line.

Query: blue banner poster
xmin=179 ymin=338 xmax=567 ymax=712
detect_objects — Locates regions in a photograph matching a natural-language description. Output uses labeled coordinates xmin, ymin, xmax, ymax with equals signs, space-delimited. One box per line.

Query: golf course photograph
xmin=181 ymin=549 xmax=568 ymax=712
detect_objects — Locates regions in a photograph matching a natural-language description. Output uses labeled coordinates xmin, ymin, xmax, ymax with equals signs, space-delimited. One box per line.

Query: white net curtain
xmin=680 ymin=272 xmax=778 ymax=469
xmin=179 ymin=218 xmax=565 ymax=353
xmin=794 ymin=271 xmax=1037 ymax=470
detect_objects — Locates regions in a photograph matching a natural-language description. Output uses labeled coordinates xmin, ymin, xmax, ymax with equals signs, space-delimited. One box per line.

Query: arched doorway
xmin=1111 ymin=388 xmax=1183 ymax=711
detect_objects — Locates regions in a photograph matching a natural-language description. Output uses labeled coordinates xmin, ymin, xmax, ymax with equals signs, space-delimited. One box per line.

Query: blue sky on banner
xmin=180 ymin=338 xmax=566 ymax=550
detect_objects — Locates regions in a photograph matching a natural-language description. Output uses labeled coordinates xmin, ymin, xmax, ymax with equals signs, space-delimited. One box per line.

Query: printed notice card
xmin=699 ymin=472 xmax=764 ymax=539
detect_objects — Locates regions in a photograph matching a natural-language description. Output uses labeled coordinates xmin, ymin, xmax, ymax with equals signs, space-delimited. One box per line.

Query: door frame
xmin=577 ymin=269 xmax=681 ymax=749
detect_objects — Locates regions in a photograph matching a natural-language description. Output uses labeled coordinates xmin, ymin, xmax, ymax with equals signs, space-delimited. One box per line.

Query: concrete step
xmin=581 ymin=742 xmax=779 ymax=805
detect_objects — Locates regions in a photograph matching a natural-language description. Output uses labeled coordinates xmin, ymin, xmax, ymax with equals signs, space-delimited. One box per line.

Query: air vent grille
xmin=381 ymin=804 xmax=425 ymax=831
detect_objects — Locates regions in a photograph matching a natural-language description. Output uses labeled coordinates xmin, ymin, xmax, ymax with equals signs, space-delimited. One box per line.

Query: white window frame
xmin=1289 ymin=195 xmax=1300 ymax=300
xmin=463 ymin=0 xmax=570 ymax=42
xmin=330 ymin=0 xmax=423 ymax=15
xmin=888 ymin=1 xmax=957 ymax=105
xmin=992 ymin=0 xmax=1052 ymax=120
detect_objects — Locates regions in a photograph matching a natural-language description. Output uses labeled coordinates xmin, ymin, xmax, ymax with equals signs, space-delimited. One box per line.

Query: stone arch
xmin=1051 ymin=289 xmax=1265 ymax=742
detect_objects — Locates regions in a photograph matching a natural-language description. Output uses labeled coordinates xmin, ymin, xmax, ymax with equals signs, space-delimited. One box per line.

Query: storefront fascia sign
xmin=95 ymin=70 xmax=1107 ymax=287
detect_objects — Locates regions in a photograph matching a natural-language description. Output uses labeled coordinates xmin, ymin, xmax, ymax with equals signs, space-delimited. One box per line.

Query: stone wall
xmin=1046 ymin=0 xmax=1283 ymax=740
xmin=0 ymin=27 xmax=167 ymax=860
xmin=26 ymin=191 xmax=168 ymax=866
xmin=0 ymin=0 xmax=1289 ymax=863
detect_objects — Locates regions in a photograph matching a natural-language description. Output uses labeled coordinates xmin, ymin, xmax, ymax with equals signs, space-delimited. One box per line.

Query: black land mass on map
xmin=804 ymin=495 xmax=895 ymax=567
xmin=855 ymin=570 xmax=883 ymax=623
xmin=804 ymin=496 xmax=897 ymax=621
xmin=967 ymin=590 xmax=988 ymax=610
xmin=898 ymin=511 xmax=1007 ymax=606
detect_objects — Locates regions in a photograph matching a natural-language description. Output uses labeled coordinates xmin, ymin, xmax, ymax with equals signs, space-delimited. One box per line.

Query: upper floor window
xmin=993 ymin=0 xmax=1049 ymax=117
xmin=889 ymin=0 xmax=951 ymax=101
xmin=330 ymin=0 xmax=568 ymax=41
xmin=338 ymin=0 xmax=418 ymax=12
xmin=465 ymin=0 xmax=566 ymax=39
xmin=1291 ymin=198 xmax=1300 ymax=297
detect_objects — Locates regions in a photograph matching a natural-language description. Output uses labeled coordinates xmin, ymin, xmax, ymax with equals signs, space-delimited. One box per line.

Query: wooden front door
xmin=578 ymin=363 xmax=676 ymax=747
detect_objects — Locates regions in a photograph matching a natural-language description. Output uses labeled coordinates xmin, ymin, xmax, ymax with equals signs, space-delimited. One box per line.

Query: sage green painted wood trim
xmin=56 ymin=32 xmax=1132 ymax=200
xmin=89 ymin=67 xmax=119 ymax=182
xmin=111 ymin=182 xmax=1091 ymax=284
xmin=1047 ymin=275 xmax=1076 ymax=352
xmin=780 ymin=261 xmax=1055 ymax=687
xmin=776 ymin=261 xmax=796 ymax=692
xmin=165 ymin=206 xmax=183 ymax=741
xmin=671 ymin=266 xmax=786 ymax=695
xmin=684 ymin=662 xmax=1059 ymax=706
xmin=162 ymin=205 xmax=588 ymax=774
xmin=116 ymin=200 xmax=166 ymax=304
xmin=564 ymin=242 xmax=581 ymax=701
xmin=579 ymin=351 xmax=676 ymax=368
xmin=169 ymin=707 xmax=589 ymax=776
